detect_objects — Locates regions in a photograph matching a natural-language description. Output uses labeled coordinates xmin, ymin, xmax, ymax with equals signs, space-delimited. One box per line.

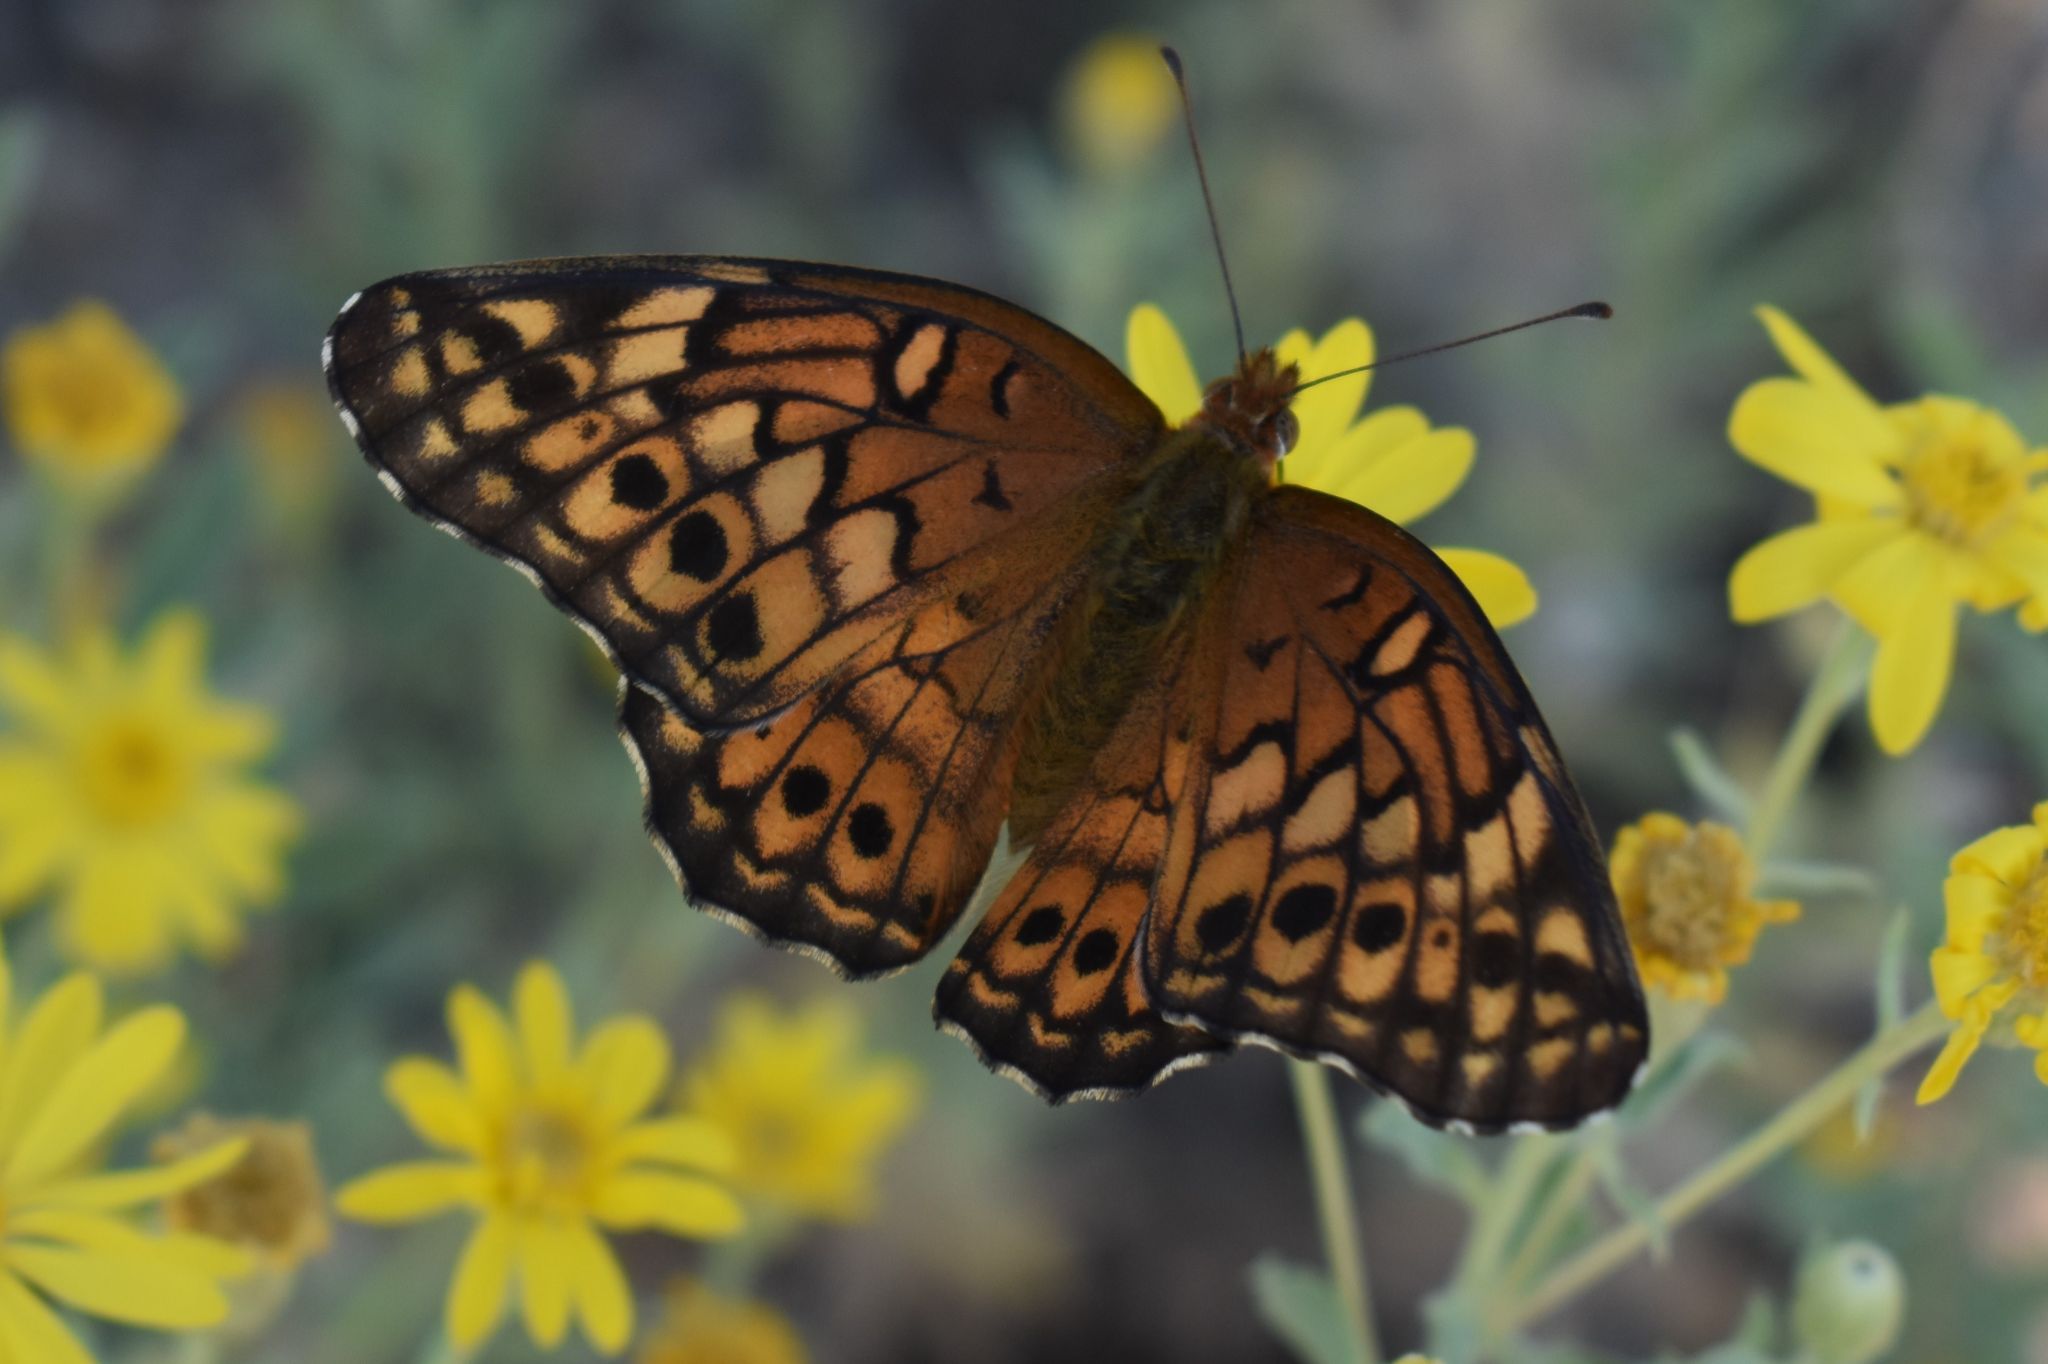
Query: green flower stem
xmin=1491 ymin=999 xmax=1949 ymax=1338
xmin=1454 ymin=1129 xmax=1555 ymax=1299
xmin=1746 ymin=623 xmax=1872 ymax=865
xmin=1289 ymin=1059 xmax=1381 ymax=1364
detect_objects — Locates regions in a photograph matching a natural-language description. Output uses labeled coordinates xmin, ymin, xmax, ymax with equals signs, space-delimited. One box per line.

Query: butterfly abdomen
xmin=1007 ymin=429 xmax=1265 ymax=844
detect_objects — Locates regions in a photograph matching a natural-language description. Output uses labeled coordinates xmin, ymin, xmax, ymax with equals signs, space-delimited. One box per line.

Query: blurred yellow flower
xmin=1727 ymin=306 xmax=2048 ymax=754
xmin=2 ymin=300 xmax=182 ymax=492
xmin=680 ymin=994 xmax=920 ymax=1225
xmin=636 ymin=1280 xmax=808 ymax=1364
xmin=1917 ymin=802 xmax=2048 ymax=1105
xmin=0 ymin=935 xmax=253 ymax=1363
xmin=337 ymin=962 xmax=743 ymax=1356
xmin=1125 ymin=306 xmax=1537 ymax=628
xmin=1610 ymin=814 xmax=1799 ymax=1004
xmin=0 ymin=610 xmax=300 ymax=975
xmin=235 ymin=381 xmax=337 ymax=527
xmin=154 ymin=1114 xmax=330 ymax=1272
xmin=1058 ymin=32 xmax=1179 ymax=176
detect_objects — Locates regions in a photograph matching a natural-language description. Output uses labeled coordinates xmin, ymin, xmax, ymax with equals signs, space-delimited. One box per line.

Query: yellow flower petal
xmin=576 ymin=1016 xmax=669 ymax=1126
xmin=0 ymin=637 xmax=75 ymax=734
xmin=1434 ymin=548 xmax=1537 ymax=629
xmin=447 ymin=1212 xmax=516 ymax=1351
xmin=1866 ymin=579 xmax=1955 ymax=755
xmin=387 ymin=1057 xmax=485 ymax=1153
xmin=518 ymin=1216 xmax=577 ymax=1349
xmin=1125 ymin=304 xmax=1202 ymax=425
xmin=0 ymin=1270 xmax=94 ymax=1364
xmin=1985 ymin=524 xmax=2048 ymax=604
xmin=7 ymin=1244 xmax=229 ymax=1329
xmin=1283 ymin=319 xmax=1374 ymax=464
xmin=7 ymin=1207 xmax=251 ymax=1278
xmin=334 ymin=1161 xmax=482 ymax=1223
xmin=610 ymin=1116 xmax=735 ymax=1174
xmin=6 ymin=1005 xmax=183 ymax=1189
xmin=1943 ymin=872 xmax=2011 ymax=950
xmin=0 ymin=972 xmax=102 ymax=1155
xmin=564 ymin=1218 xmax=634 ymax=1355
xmin=591 ymin=1171 xmax=746 ymax=1239
xmin=1916 ymin=1021 xmax=1983 ymax=1104
xmin=1729 ymin=378 xmax=1904 ymax=508
xmin=1831 ymin=529 xmax=1944 ymax=638
xmin=1929 ymin=945 xmax=1998 ymax=1016
xmin=1755 ymin=306 xmax=1880 ymax=405
xmin=1728 ymin=519 xmax=1899 ymax=623
xmin=515 ymin=961 xmax=574 ymax=1089
xmin=27 ymin=1135 xmax=248 ymax=1212
xmin=449 ymin=984 xmax=518 ymax=1116
xmin=1328 ymin=427 xmax=1475 ymax=525
xmin=1951 ymin=823 xmax=2048 ymax=885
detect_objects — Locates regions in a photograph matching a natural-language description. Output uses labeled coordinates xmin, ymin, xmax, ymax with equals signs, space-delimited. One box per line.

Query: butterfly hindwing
xmin=623 ymin=544 xmax=1096 ymax=978
xmin=1141 ymin=486 xmax=1646 ymax=1130
xmin=324 ymin=256 xmax=1162 ymax=728
xmin=934 ymin=630 xmax=1229 ymax=1099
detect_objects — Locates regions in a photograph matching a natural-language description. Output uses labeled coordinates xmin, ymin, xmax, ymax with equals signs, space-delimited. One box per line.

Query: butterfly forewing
xmin=323 ymin=256 xmax=1162 ymax=728
xmin=1141 ymin=486 xmax=1647 ymax=1130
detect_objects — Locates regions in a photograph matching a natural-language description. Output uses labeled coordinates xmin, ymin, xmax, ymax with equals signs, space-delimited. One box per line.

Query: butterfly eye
xmin=1264 ymin=409 xmax=1299 ymax=457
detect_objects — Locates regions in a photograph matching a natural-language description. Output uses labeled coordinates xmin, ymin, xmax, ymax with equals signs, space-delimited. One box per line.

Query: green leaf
xmin=1594 ymin=1143 xmax=1670 ymax=1261
xmin=1670 ymin=728 xmax=1753 ymax=823
xmin=1248 ymin=1254 xmax=1356 ymax=1364
xmin=1754 ymin=860 xmax=1879 ymax=900
xmin=0 ymin=108 xmax=45 ymax=264
xmin=1421 ymin=1282 xmax=1484 ymax=1364
xmin=1359 ymin=1100 xmax=1489 ymax=1205
xmin=1853 ymin=907 xmax=1912 ymax=1140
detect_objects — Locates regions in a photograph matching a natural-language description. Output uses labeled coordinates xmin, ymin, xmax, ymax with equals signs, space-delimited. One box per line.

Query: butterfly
xmin=323 ymin=254 xmax=1648 ymax=1132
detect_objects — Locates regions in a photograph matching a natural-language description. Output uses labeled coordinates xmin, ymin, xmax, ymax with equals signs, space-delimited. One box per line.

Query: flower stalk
xmin=1746 ymin=623 xmax=1873 ymax=865
xmin=1289 ymin=1059 xmax=1381 ymax=1364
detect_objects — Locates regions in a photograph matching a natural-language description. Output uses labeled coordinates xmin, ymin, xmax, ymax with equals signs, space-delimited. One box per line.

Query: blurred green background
xmin=3 ymin=1 xmax=2047 ymax=1360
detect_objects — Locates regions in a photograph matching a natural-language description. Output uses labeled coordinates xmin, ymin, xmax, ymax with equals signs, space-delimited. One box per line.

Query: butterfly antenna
xmin=1162 ymin=46 xmax=1248 ymax=365
xmin=1287 ymin=301 xmax=1612 ymax=397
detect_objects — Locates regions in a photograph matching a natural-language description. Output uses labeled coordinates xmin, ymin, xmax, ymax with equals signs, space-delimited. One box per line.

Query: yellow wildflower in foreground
xmin=1058 ymin=31 xmax=1180 ymax=176
xmin=1610 ymin=814 xmax=1800 ymax=1004
xmin=1917 ymin=802 xmax=2048 ymax=1104
xmin=0 ymin=936 xmax=252 ymax=1363
xmin=636 ymin=1280 xmax=808 ymax=1364
xmin=2 ymin=300 xmax=182 ymax=491
xmin=337 ymin=963 xmax=743 ymax=1356
xmin=1126 ymin=306 xmax=1537 ymax=628
xmin=681 ymin=994 xmax=920 ymax=1224
xmin=1728 ymin=306 xmax=2048 ymax=754
xmin=0 ymin=610 xmax=300 ymax=974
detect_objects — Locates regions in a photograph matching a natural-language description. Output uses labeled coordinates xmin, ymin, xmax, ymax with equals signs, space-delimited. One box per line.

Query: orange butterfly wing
xmin=326 ymin=256 xmax=1162 ymax=977
xmin=324 ymin=256 xmax=1160 ymax=728
xmin=1140 ymin=485 xmax=1647 ymax=1130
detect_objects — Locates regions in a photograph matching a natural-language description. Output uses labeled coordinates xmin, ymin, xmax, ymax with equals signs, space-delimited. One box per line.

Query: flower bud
xmin=1791 ymin=1239 xmax=1904 ymax=1364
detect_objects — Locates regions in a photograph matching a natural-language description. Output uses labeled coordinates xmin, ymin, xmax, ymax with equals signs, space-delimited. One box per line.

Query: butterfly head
xmin=1194 ymin=348 xmax=1301 ymax=472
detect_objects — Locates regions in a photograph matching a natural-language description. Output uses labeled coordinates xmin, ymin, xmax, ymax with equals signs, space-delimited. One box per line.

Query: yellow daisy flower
xmin=2 ymin=300 xmax=183 ymax=493
xmin=1727 ymin=306 xmax=2048 ymax=754
xmin=636 ymin=1280 xmax=808 ymax=1364
xmin=0 ymin=610 xmax=300 ymax=975
xmin=1916 ymin=802 xmax=2048 ymax=1105
xmin=680 ymin=994 xmax=920 ymax=1225
xmin=1124 ymin=306 xmax=1538 ymax=627
xmin=337 ymin=962 xmax=743 ymax=1356
xmin=1058 ymin=32 xmax=1180 ymax=176
xmin=1609 ymin=814 xmax=1800 ymax=1005
xmin=0 ymin=935 xmax=253 ymax=1364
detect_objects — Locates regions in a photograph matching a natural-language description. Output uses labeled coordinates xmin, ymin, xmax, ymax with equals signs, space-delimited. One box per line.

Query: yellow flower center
xmin=499 ymin=1105 xmax=596 ymax=1211
xmin=1997 ymin=858 xmax=2048 ymax=991
xmin=1638 ymin=831 xmax=1744 ymax=971
xmin=79 ymin=716 xmax=191 ymax=827
xmin=1896 ymin=407 xmax=2029 ymax=547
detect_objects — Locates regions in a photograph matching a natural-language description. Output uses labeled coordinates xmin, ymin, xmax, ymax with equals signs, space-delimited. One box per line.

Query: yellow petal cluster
xmin=0 ymin=935 xmax=252 ymax=1364
xmin=636 ymin=1279 xmax=809 ymax=1364
xmin=154 ymin=1113 xmax=330 ymax=1271
xmin=2 ymin=300 xmax=182 ymax=492
xmin=1917 ymin=802 xmax=2048 ymax=1104
xmin=337 ymin=962 xmax=743 ymax=1356
xmin=1609 ymin=814 xmax=1800 ymax=1005
xmin=1728 ymin=306 xmax=2048 ymax=754
xmin=680 ymin=994 xmax=920 ymax=1225
xmin=0 ymin=610 xmax=301 ymax=974
xmin=1123 ymin=305 xmax=1537 ymax=628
